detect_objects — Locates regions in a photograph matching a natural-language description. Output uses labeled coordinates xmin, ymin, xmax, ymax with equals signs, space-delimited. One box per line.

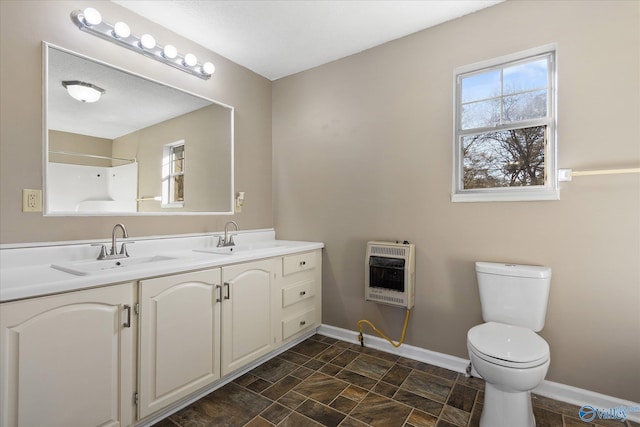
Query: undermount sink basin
xmin=51 ymin=255 xmax=178 ymax=276
xmin=195 ymin=242 xmax=286 ymax=256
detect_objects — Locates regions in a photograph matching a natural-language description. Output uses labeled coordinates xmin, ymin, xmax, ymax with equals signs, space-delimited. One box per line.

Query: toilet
xmin=467 ymin=262 xmax=552 ymax=427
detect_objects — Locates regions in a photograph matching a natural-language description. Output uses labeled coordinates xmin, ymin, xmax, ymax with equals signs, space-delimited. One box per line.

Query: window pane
xmin=173 ymin=175 xmax=184 ymax=201
xmin=462 ymin=125 xmax=546 ymax=189
xmin=172 ymin=157 xmax=184 ymax=174
xmin=503 ymin=90 xmax=547 ymax=122
xmin=461 ymin=99 xmax=500 ymax=129
xmin=503 ymin=58 xmax=548 ymax=95
xmin=461 ymin=69 xmax=500 ymax=103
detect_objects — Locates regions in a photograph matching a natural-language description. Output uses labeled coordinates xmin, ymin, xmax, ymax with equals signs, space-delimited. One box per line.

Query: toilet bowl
xmin=468 ymin=322 xmax=550 ymax=427
xmin=468 ymin=262 xmax=552 ymax=427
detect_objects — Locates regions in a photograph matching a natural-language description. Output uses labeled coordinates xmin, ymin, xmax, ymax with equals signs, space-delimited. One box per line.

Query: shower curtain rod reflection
xmin=49 ymin=150 xmax=137 ymax=163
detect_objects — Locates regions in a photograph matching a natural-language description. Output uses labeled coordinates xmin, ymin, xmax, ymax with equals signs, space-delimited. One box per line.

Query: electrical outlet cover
xmin=22 ymin=189 xmax=42 ymax=212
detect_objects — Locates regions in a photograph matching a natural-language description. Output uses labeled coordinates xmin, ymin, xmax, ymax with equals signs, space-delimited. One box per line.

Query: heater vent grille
xmin=370 ymin=245 xmax=406 ymax=257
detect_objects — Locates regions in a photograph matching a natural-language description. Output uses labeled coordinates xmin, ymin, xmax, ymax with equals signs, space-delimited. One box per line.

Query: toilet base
xmin=480 ymin=383 xmax=536 ymax=427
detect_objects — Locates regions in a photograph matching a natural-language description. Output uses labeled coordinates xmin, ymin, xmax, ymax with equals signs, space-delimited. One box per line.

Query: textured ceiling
xmin=112 ymin=0 xmax=504 ymax=80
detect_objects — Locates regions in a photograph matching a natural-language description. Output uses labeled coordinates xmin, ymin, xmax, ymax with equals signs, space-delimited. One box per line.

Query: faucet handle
xmin=91 ymin=243 xmax=108 ymax=260
xmin=227 ymin=234 xmax=236 ymax=246
xmin=215 ymin=236 xmax=224 ymax=247
xmin=119 ymin=242 xmax=134 ymax=257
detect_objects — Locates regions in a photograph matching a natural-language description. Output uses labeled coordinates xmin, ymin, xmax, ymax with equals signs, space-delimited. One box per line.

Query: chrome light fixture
xmin=70 ymin=7 xmax=215 ymax=80
xmin=62 ymin=80 xmax=105 ymax=103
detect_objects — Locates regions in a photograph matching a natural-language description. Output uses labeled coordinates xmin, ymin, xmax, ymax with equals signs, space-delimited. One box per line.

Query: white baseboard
xmin=317 ymin=324 xmax=640 ymax=423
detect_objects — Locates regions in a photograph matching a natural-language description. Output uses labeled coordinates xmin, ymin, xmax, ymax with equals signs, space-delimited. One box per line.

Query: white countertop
xmin=0 ymin=229 xmax=323 ymax=303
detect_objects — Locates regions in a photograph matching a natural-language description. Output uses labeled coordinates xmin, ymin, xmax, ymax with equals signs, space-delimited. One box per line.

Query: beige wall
xmin=113 ymin=104 xmax=232 ymax=212
xmin=0 ymin=0 xmax=272 ymax=243
xmin=49 ymin=130 xmax=112 ymax=167
xmin=273 ymin=0 xmax=640 ymax=402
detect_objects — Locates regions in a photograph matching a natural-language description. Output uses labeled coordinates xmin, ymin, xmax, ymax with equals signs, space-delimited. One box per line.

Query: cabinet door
xmin=138 ymin=269 xmax=221 ymax=419
xmin=0 ymin=283 xmax=135 ymax=427
xmin=221 ymin=259 xmax=277 ymax=376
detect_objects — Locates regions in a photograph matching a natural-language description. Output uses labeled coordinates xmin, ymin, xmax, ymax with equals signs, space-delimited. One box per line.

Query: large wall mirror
xmin=44 ymin=43 xmax=234 ymax=215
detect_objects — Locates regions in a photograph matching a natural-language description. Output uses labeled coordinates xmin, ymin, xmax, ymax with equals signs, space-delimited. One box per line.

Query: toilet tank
xmin=476 ymin=262 xmax=552 ymax=332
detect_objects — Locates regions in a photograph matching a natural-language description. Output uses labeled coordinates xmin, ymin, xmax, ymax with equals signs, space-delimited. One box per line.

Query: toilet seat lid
xmin=468 ymin=322 xmax=549 ymax=364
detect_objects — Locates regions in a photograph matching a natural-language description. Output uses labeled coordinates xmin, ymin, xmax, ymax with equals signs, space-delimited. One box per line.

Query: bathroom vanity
xmin=0 ymin=229 xmax=323 ymax=427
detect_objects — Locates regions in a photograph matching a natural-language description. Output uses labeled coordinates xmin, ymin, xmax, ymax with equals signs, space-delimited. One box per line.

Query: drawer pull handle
xmin=299 ymin=261 xmax=306 ymax=266
xmin=223 ymin=282 xmax=230 ymax=300
xmin=215 ymin=285 xmax=222 ymax=303
xmin=300 ymin=291 xmax=306 ymax=296
xmin=299 ymin=320 xmax=306 ymax=326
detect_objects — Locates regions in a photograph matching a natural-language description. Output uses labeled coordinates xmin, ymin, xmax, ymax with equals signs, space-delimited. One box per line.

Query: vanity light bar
xmin=70 ymin=8 xmax=215 ymax=80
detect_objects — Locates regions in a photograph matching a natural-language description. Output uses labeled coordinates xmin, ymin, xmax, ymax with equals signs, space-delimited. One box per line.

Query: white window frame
xmin=452 ymin=44 xmax=558 ymax=202
xmin=161 ymin=140 xmax=185 ymax=208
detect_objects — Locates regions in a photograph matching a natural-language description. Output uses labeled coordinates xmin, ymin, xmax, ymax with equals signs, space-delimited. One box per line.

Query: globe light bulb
xmin=113 ymin=22 xmax=131 ymax=38
xmin=139 ymin=34 xmax=156 ymax=50
xmin=163 ymin=44 xmax=178 ymax=59
xmin=82 ymin=7 xmax=102 ymax=26
xmin=202 ymin=62 xmax=215 ymax=75
xmin=183 ymin=53 xmax=197 ymax=67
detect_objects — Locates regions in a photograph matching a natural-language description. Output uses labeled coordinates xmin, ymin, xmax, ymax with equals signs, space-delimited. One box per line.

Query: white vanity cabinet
xmin=279 ymin=250 xmax=322 ymax=342
xmin=137 ymin=269 xmax=222 ymax=419
xmin=221 ymin=258 xmax=279 ymax=376
xmin=0 ymin=283 xmax=136 ymax=427
xmin=0 ymin=236 xmax=323 ymax=427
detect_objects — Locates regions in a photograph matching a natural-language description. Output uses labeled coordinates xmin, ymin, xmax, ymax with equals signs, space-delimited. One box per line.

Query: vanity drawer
xmin=282 ymin=308 xmax=317 ymax=340
xmin=282 ymin=280 xmax=315 ymax=308
xmin=283 ymin=252 xmax=317 ymax=276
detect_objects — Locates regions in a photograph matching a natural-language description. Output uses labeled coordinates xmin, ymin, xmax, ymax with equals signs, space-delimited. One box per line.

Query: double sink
xmin=51 ymin=241 xmax=287 ymax=276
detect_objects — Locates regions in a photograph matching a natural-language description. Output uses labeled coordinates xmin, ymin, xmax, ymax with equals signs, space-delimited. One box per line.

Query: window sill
xmin=451 ymin=188 xmax=560 ymax=203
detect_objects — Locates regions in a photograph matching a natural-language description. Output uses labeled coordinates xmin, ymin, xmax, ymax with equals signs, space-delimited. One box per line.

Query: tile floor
xmin=153 ymin=334 xmax=639 ymax=427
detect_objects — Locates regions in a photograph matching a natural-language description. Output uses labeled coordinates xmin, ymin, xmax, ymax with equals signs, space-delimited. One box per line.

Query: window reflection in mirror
xmin=44 ymin=43 xmax=233 ymax=215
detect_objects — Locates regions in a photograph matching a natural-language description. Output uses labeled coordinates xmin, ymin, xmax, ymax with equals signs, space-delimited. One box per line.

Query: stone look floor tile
xmin=279 ymin=411 xmax=323 ymax=427
xmin=259 ymin=402 xmax=291 ymax=425
xmin=296 ymin=399 xmax=346 ymax=427
xmin=400 ymin=370 xmax=454 ymax=403
xmin=345 ymin=354 xmax=395 ymax=380
xmin=349 ymin=393 xmax=412 ymax=427
xmin=439 ymin=405 xmax=470 ymax=427
xmin=446 ymin=383 xmax=476 ymax=412
xmin=330 ymin=395 xmax=358 ymax=413
xmin=291 ymin=339 xmax=331 ymax=357
xmin=250 ymin=357 xmax=298 ymax=383
xmin=407 ymin=409 xmax=438 ymax=427
xmin=382 ymin=364 xmax=412 ymax=386
xmin=341 ymin=384 xmax=369 ymax=402
xmin=293 ymin=372 xmax=349 ymax=404
xmin=393 ymin=388 xmax=444 ymax=417
xmin=153 ymin=336 xmax=597 ymax=427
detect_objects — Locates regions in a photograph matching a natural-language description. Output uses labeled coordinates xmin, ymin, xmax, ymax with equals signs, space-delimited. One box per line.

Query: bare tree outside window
xmin=453 ymin=47 xmax=557 ymax=202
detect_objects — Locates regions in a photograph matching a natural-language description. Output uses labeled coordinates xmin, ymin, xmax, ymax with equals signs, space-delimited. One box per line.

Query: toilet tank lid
xmin=476 ymin=262 xmax=551 ymax=279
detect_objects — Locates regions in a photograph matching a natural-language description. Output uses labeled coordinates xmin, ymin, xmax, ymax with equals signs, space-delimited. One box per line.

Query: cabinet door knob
xmin=299 ymin=320 xmax=306 ymax=326
xmin=299 ymin=261 xmax=306 ymax=266
xmin=300 ymin=291 xmax=306 ymax=296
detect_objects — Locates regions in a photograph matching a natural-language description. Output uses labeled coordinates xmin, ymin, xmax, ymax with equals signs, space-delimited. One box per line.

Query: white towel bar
xmin=558 ymin=168 xmax=640 ymax=181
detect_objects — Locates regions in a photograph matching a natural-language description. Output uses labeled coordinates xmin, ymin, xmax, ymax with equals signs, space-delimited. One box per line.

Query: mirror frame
xmin=42 ymin=42 xmax=235 ymax=216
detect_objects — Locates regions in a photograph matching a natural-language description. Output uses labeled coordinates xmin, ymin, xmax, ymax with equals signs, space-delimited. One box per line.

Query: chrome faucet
xmin=94 ymin=224 xmax=132 ymax=260
xmin=219 ymin=221 xmax=239 ymax=247
xmin=111 ymin=223 xmax=129 ymax=256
